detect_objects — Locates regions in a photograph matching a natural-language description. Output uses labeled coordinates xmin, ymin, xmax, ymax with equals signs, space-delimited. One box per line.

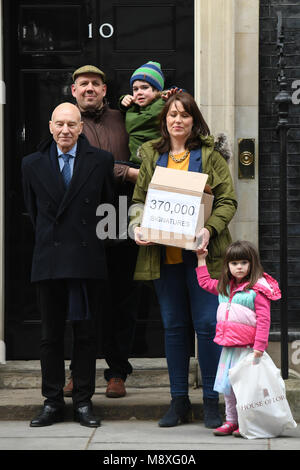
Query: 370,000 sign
xmin=149 ymin=199 xmax=196 ymax=216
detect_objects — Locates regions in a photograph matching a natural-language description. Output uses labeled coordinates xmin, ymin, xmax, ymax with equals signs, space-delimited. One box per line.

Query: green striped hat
xmin=130 ymin=61 xmax=165 ymax=91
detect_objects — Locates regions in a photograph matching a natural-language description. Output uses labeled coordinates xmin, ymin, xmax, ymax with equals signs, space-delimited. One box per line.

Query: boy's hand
xmin=121 ymin=94 xmax=135 ymax=108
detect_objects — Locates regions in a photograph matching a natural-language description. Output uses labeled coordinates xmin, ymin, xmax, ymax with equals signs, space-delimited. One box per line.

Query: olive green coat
xmin=129 ymin=135 xmax=237 ymax=280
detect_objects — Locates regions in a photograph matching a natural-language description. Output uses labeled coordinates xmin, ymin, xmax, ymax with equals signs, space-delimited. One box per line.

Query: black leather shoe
xmin=30 ymin=405 xmax=64 ymax=427
xmin=74 ymin=405 xmax=101 ymax=427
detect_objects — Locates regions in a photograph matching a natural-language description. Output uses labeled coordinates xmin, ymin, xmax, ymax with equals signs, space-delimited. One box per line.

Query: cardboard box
xmin=140 ymin=166 xmax=214 ymax=250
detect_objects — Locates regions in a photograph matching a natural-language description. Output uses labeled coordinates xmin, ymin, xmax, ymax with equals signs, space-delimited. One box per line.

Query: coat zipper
xmin=225 ymin=285 xmax=241 ymax=321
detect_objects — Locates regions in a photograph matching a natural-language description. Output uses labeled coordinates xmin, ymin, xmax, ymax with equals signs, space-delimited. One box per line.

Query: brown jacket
xmin=81 ymin=105 xmax=130 ymax=183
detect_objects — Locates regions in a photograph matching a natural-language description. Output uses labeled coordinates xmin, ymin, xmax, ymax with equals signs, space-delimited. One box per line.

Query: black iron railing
xmin=275 ymin=11 xmax=298 ymax=379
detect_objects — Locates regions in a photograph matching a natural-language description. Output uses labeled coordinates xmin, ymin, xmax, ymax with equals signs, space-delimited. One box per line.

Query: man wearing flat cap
xmin=64 ymin=65 xmax=141 ymax=400
xmin=71 ymin=65 xmax=138 ymax=184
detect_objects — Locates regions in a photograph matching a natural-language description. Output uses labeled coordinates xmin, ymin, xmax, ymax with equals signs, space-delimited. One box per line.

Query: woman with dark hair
xmin=129 ymin=92 xmax=237 ymax=428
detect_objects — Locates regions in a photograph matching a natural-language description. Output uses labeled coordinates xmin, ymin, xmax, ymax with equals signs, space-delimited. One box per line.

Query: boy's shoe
xmin=233 ymin=428 xmax=242 ymax=437
xmin=213 ymin=421 xmax=238 ymax=436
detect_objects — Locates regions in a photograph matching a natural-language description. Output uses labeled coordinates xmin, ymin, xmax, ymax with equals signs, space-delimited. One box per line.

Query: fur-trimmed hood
xmin=214 ymin=133 xmax=232 ymax=161
xmin=200 ymin=133 xmax=233 ymax=162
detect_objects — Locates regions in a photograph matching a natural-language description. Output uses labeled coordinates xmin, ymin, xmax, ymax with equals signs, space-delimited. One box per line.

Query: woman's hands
xmin=134 ymin=225 xmax=210 ymax=253
xmin=161 ymin=87 xmax=182 ymax=101
xmin=134 ymin=226 xmax=154 ymax=246
xmin=196 ymin=227 xmax=210 ymax=253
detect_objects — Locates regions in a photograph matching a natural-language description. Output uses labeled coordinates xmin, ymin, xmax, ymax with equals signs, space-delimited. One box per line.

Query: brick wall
xmin=259 ymin=0 xmax=300 ymax=334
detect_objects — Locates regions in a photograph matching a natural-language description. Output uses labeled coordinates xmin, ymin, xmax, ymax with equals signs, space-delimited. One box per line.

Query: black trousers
xmin=36 ymin=279 xmax=103 ymax=409
xmin=103 ymin=241 xmax=142 ymax=381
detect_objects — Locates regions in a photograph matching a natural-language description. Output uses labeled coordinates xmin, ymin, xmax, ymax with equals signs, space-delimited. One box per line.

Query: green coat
xmin=129 ymin=135 xmax=238 ymax=281
xmin=121 ymin=97 xmax=165 ymax=165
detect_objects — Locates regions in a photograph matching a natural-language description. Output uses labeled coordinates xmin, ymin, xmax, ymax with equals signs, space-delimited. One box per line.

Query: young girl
xmin=196 ymin=240 xmax=281 ymax=437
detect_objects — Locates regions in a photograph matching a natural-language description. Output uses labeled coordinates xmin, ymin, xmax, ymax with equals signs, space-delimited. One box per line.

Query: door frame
xmin=0 ymin=0 xmax=5 ymax=363
xmin=0 ymin=0 xmax=260 ymax=363
xmin=194 ymin=0 xmax=259 ymax=247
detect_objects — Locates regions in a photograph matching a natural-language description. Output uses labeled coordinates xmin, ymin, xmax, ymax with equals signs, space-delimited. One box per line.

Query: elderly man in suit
xmin=22 ymin=102 xmax=114 ymax=428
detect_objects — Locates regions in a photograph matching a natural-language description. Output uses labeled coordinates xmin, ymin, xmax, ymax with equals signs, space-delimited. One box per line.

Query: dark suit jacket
xmin=22 ymin=134 xmax=114 ymax=282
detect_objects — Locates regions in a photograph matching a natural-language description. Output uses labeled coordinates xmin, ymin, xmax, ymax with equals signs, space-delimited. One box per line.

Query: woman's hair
xmin=153 ymin=92 xmax=210 ymax=153
xmin=218 ymin=240 xmax=264 ymax=296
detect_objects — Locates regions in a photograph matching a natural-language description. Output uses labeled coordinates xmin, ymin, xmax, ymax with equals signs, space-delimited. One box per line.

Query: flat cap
xmin=72 ymin=65 xmax=106 ymax=82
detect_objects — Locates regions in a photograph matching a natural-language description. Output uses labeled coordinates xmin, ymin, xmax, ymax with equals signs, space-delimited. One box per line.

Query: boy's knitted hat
xmin=130 ymin=61 xmax=164 ymax=91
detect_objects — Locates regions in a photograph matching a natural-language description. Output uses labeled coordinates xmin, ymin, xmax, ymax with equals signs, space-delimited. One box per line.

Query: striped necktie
xmin=61 ymin=154 xmax=73 ymax=187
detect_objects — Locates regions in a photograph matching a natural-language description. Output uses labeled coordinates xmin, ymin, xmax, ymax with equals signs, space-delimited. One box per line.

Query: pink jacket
xmin=196 ymin=265 xmax=281 ymax=351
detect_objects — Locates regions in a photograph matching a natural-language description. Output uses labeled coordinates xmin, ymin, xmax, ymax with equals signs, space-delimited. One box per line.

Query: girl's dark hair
xmin=153 ymin=92 xmax=210 ymax=154
xmin=218 ymin=240 xmax=264 ymax=296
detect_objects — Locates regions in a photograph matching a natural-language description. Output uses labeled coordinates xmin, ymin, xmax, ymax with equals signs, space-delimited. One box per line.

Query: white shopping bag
xmin=228 ymin=351 xmax=297 ymax=439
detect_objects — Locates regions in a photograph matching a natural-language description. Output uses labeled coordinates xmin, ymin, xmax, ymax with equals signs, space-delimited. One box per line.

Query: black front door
xmin=3 ymin=0 xmax=194 ymax=359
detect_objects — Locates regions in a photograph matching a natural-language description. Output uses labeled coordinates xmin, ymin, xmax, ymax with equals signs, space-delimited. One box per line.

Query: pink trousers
xmin=224 ymin=389 xmax=238 ymax=423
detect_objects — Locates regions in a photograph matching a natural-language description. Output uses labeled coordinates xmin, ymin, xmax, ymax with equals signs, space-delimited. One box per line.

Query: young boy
xmin=120 ymin=61 xmax=177 ymax=165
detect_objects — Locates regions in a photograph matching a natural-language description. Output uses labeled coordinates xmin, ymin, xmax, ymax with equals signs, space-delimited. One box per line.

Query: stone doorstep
xmin=0 ymin=358 xmax=200 ymax=421
xmin=0 ymin=382 xmax=299 ymax=422
xmin=0 ymin=359 xmax=299 ymax=422
xmin=0 ymin=358 xmax=199 ymax=389
xmin=0 ymin=387 xmax=210 ymax=422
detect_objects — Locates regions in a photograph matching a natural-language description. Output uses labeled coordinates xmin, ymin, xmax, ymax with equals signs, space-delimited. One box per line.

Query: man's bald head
xmin=49 ymin=102 xmax=83 ymax=153
xmin=50 ymin=102 xmax=82 ymax=122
